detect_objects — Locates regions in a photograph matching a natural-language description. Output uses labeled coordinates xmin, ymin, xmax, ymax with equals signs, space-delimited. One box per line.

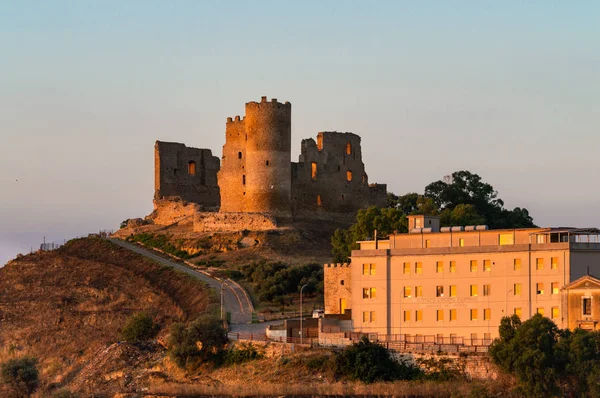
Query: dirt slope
xmin=0 ymin=238 xmax=213 ymax=396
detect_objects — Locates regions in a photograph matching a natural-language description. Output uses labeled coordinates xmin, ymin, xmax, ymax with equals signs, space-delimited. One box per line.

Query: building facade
xmin=324 ymin=215 xmax=600 ymax=341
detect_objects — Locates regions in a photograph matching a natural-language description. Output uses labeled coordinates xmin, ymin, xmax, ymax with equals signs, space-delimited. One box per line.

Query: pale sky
xmin=1 ymin=1 xmax=599 ymax=265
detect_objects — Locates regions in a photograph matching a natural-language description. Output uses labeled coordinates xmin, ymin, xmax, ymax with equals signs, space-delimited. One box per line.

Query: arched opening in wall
xmin=317 ymin=195 xmax=322 ymax=207
xmin=242 ymin=175 xmax=246 ymax=185
xmin=346 ymin=170 xmax=353 ymax=181
xmin=346 ymin=142 xmax=352 ymax=155
xmin=311 ymin=162 xmax=317 ymax=181
xmin=317 ymin=134 xmax=323 ymax=151
xmin=188 ymin=161 xmax=196 ymax=175
xmin=238 ymin=152 xmax=242 ymax=159
xmin=174 ymin=168 xmax=178 ymax=176
xmin=266 ymin=160 xmax=270 ymax=166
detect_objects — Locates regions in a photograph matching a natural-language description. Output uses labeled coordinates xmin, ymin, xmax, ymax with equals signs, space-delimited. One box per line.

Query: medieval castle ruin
xmin=154 ymin=96 xmax=386 ymax=228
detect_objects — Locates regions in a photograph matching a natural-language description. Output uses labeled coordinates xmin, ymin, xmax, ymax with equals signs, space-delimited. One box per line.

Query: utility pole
xmin=300 ymin=284 xmax=308 ymax=345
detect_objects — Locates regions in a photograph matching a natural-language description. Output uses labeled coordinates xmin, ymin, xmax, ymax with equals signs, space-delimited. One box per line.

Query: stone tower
xmin=218 ymin=96 xmax=292 ymax=217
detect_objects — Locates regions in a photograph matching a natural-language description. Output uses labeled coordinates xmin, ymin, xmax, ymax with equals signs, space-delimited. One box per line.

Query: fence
xmin=36 ymin=230 xmax=114 ymax=253
xmin=228 ymin=332 xmax=318 ymax=346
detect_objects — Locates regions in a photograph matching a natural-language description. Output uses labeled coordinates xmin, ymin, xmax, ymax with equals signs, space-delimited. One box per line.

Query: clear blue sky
xmin=1 ymin=1 xmax=599 ymax=265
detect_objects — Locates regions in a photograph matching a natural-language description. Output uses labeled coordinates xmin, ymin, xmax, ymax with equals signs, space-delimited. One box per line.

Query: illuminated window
xmin=403 ymin=262 xmax=410 ymax=274
xmin=362 ymin=264 xmax=369 ymax=275
xmin=449 ymin=285 xmax=457 ymax=297
xmin=483 ymin=260 xmax=491 ymax=272
xmin=415 ymin=262 xmax=423 ymax=274
xmin=514 ymin=258 xmax=522 ymax=271
xmin=346 ymin=142 xmax=352 ymax=155
xmin=317 ymin=134 xmax=323 ymax=151
xmin=425 ymin=239 xmax=431 ymax=248
xmin=449 ymin=261 xmax=456 ymax=273
xmin=499 ymin=233 xmax=514 ymax=245
xmin=436 ymin=286 xmax=444 ymax=297
xmin=551 ymin=307 xmax=559 ymax=319
xmin=188 ymin=161 xmax=196 ymax=175
xmin=369 ymin=264 xmax=376 ymax=275
xmin=514 ymin=308 xmax=522 ymax=318
xmin=484 ymin=308 xmax=491 ymax=321
xmin=536 ymin=283 xmax=544 ymax=295
xmin=346 ymin=170 xmax=353 ymax=181
xmin=317 ymin=195 xmax=322 ymax=206
xmin=458 ymin=238 xmax=465 ymax=247
xmin=470 ymin=285 xmax=478 ymax=297
xmin=450 ymin=309 xmax=457 ymax=321
xmin=415 ymin=286 xmax=423 ymax=297
xmin=362 ymin=311 xmax=368 ymax=322
xmin=470 ymin=260 xmax=477 ymax=272
xmin=536 ymin=258 xmax=544 ymax=270
xmin=552 ymin=282 xmax=559 ymax=294
xmin=483 ymin=284 xmax=491 ymax=296
xmin=436 ymin=261 xmax=443 ymax=273
xmin=404 ymin=286 xmax=412 ymax=298
xmin=416 ymin=310 xmax=423 ymax=322
xmin=311 ymin=162 xmax=317 ymax=180
xmin=404 ymin=311 xmax=411 ymax=322
xmin=362 ymin=311 xmax=376 ymax=323
xmin=537 ymin=308 xmax=545 ymax=316
xmin=437 ymin=309 xmax=444 ymax=321
xmin=551 ymin=257 xmax=558 ymax=270
xmin=370 ymin=311 xmax=376 ymax=322
xmin=583 ymin=298 xmax=592 ymax=316
xmin=363 ymin=287 xmax=376 ymax=299
xmin=514 ymin=283 xmax=522 ymax=295
xmin=470 ymin=309 xmax=478 ymax=321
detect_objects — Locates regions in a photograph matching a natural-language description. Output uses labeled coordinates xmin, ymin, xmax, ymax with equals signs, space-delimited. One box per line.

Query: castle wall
xmin=154 ymin=141 xmax=220 ymax=207
xmin=218 ymin=97 xmax=292 ymax=217
xmin=291 ymin=132 xmax=387 ymax=218
xmin=193 ymin=212 xmax=277 ymax=232
xmin=324 ymin=263 xmax=353 ymax=315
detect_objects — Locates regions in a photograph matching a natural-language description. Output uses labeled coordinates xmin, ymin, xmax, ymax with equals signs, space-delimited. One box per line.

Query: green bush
xmin=224 ymin=342 xmax=263 ymax=365
xmin=168 ymin=314 xmax=228 ymax=369
xmin=305 ymin=354 xmax=332 ymax=372
xmin=334 ymin=337 xmax=421 ymax=383
xmin=126 ymin=233 xmax=195 ymax=259
xmin=120 ymin=313 xmax=157 ymax=343
xmin=0 ymin=357 xmax=39 ymax=398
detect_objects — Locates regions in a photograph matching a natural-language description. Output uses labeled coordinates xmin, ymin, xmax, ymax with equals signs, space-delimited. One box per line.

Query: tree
xmin=439 ymin=204 xmax=485 ymax=227
xmin=0 ymin=357 xmax=39 ymax=398
xmin=168 ymin=315 xmax=228 ymax=369
xmin=120 ymin=312 xmax=157 ymax=343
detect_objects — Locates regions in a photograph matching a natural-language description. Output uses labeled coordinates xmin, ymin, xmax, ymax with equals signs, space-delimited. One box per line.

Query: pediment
xmin=563 ymin=275 xmax=600 ymax=291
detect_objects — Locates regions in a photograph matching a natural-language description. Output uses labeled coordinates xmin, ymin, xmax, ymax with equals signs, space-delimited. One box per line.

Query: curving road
xmin=108 ymin=238 xmax=253 ymax=324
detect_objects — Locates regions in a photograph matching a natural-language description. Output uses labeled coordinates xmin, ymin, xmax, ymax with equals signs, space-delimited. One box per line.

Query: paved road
xmin=109 ymin=238 xmax=252 ymax=324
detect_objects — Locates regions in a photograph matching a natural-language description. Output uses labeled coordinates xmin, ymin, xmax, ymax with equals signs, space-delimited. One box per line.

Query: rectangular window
xmin=311 ymin=162 xmax=317 ymax=180
xmin=370 ymin=311 xmax=377 ymax=323
xmin=425 ymin=239 xmax=431 ymax=248
xmin=363 ymin=311 xmax=376 ymax=323
xmin=449 ymin=261 xmax=456 ymax=273
xmin=514 ymin=308 xmax=522 ymax=318
xmin=499 ymin=233 xmax=514 ymax=245
xmin=437 ymin=309 xmax=444 ymax=321
xmin=470 ymin=260 xmax=477 ymax=272
xmin=363 ymin=287 xmax=369 ymax=299
xmin=551 ymin=307 xmax=559 ymax=319
xmin=404 ymin=310 xmax=411 ymax=322
xmin=484 ymin=333 xmax=491 ymax=341
xmin=514 ymin=283 xmax=522 ymax=295
xmin=484 ymin=308 xmax=491 ymax=320
xmin=416 ymin=310 xmax=423 ymax=322
xmin=403 ymin=262 xmax=410 ymax=274
xmin=436 ymin=261 xmax=443 ymax=273
xmin=470 ymin=285 xmax=478 ymax=297
xmin=450 ymin=309 xmax=457 ymax=321
xmin=552 ymin=282 xmax=559 ymax=294
xmin=583 ymin=298 xmax=592 ymax=316
xmin=537 ymin=308 xmax=545 ymax=316
xmin=514 ymin=258 xmax=522 ymax=271
xmin=415 ymin=262 xmax=423 ymax=274
xmin=483 ymin=260 xmax=491 ymax=272
xmin=370 ymin=264 xmax=376 ymax=275
xmin=362 ymin=264 xmax=369 ymax=275
xmin=536 ymin=283 xmax=544 ymax=295
xmin=537 ymin=235 xmax=545 ymax=244
xmin=363 ymin=287 xmax=376 ymax=299
xmin=470 ymin=309 xmax=478 ymax=321
xmin=551 ymin=257 xmax=558 ymax=270
xmin=459 ymin=238 xmax=465 ymax=247
xmin=362 ymin=311 xmax=368 ymax=322
xmin=415 ymin=286 xmax=423 ymax=297
xmin=536 ymin=258 xmax=544 ymax=270
xmin=449 ymin=285 xmax=457 ymax=297
xmin=436 ymin=285 xmax=444 ymax=297
xmin=404 ymin=286 xmax=412 ymax=298
xmin=483 ymin=284 xmax=491 ymax=296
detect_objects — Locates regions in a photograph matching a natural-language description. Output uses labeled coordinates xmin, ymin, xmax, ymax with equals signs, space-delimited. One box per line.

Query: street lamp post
xmin=300 ymin=284 xmax=308 ymax=345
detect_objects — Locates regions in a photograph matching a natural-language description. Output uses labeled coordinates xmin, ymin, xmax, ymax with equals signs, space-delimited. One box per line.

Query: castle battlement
xmin=326 ymin=263 xmax=351 ymax=268
xmin=245 ymin=96 xmax=292 ymax=110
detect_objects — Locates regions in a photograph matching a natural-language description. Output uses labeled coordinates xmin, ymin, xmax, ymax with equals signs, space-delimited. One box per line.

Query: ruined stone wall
xmin=291 ymin=132 xmax=387 ymax=219
xmin=218 ymin=96 xmax=292 ymax=217
xmin=193 ymin=212 xmax=277 ymax=232
xmin=149 ymin=198 xmax=202 ymax=226
xmin=324 ymin=263 xmax=352 ymax=315
xmin=154 ymin=141 xmax=220 ymax=207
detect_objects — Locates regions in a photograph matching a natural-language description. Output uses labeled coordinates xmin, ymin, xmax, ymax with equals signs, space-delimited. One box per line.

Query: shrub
xmin=0 ymin=357 xmax=39 ymax=398
xmin=334 ymin=337 xmax=421 ymax=383
xmin=305 ymin=354 xmax=332 ymax=372
xmin=168 ymin=315 xmax=228 ymax=369
xmin=120 ymin=313 xmax=157 ymax=343
xmin=224 ymin=342 xmax=263 ymax=365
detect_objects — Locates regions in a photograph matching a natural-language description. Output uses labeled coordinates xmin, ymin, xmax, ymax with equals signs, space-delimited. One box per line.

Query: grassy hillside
xmin=0 ymin=238 xmax=214 ymax=396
